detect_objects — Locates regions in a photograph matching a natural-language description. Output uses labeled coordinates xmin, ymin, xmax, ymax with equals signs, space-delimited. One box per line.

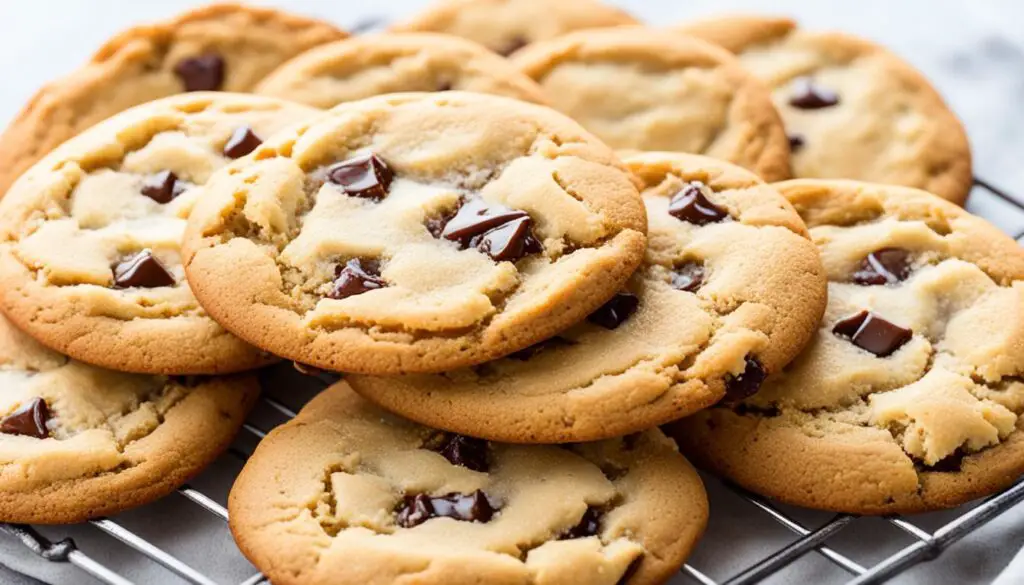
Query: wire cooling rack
xmin=1 ymin=177 xmax=1022 ymax=585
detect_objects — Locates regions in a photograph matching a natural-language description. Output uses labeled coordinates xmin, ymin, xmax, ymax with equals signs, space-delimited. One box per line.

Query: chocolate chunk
xmin=435 ymin=198 xmax=543 ymax=262
xmin=832 ymin=311 xmax=913 ymax=357
xmin=788 ymin=77 xmax=840 ymax=109
xmin=788 ymin=133 xmax=806 ymax=152
xmin=473 ymin=216 xmax=543 ymax=262
xmin=668 ymin=182 xmax=729 ymax=225
xmin=670 ymin=261 xmax=705 ymax=292
xmin=561 ymin=506 xmax=603 ymax=539
xmin=396 ymin=494 xmax=433 ymax=528
xmin=851 ymin=248 xmax=913 ymax=286
xmin=396 ymin=491 xmax=496 ymax=528
xmin=173 ymin=54 xmax=225 ymax=92
xmin=587 ymin=292 xmax=640 ymax=330
xmin=327 ymin=153 xmax=394 ymax=200
xmin=440 ymin=199 xmax=528 ymax=241
xmin=140 ymin=170 xmax=189 ymax=204
xmin=0 ymin=397 xmax=51 ymax=439
xmin=724 ymin=357 xmax=766 ymax=404
xmin=328 ymin=258 xmax=387 ymax=300
xmin=434 ymin=434 xmax=489 ymax=472
xmin=223 ymin=126 xmax=262 ymax=158
xmin=497 ymin=36 xmax=529 ymax=56
xmin=508 ymin=336 xmax=575 ymax=361
xmin=113 ymin=250 xmax=175 ymax=289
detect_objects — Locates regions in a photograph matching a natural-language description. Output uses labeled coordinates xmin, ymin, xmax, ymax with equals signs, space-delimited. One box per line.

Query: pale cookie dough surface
xmin=512 ymin=28 xmax=791 ymax=182
xmin=678 ymin=16 xmax=972 ymax=204
xmin=0 ymin=2 xmax=345 ymax=196
xmin=229 ymin=381 xmax=707 ymax=585
xmin=391 ymin=0 xmax=638 ymax=57
xmin=0 ymin=93 xmax=320 ymax=374
xmin=0 ymin=314 xmax=258 ymax=524
xmin=256 ymin=33 xmax=548 ymax=108
xmin=183 ymin=91 xmax=647 ymax=375
xmin=349 ymin=152 xmax=826 ymax=443
xmin=670 ymin=179 xmax=1024 ymax=514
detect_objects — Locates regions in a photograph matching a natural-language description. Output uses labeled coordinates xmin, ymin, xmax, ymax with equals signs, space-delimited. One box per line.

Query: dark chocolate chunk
xmin=851 ymin=248 xmax=913 ymax=286
xmin=328 ymin=258 xmax=387 ymax=300
xmin=0 ymin=397 xmax=51 ymax=439
xmin=396 ymin=494 xmax=434 ymax=528
xmin=497 ymin=36 xmax=529 ymax=56
xmin=832 ymin=311 xmax=913 ymax=357
xmin=788 ymin=77 xmax=840 ymax=110
xmin=788 ymin=133 xmax=806 ymax=152
xmin=668 ymin=182 xmax=729 ymax=225
xmin=223 ymin=126 xmax=262 ymax=158
xmin=113 ymin=250 xmax=175 ymax=289
xmin=561 ymin=506 xmax=603 ymax=539
xmin=140 ymin=170 xmax=189 ymax=204
xmin=507 ymin=336 xmax=575 ymax=361
xmin=173 ymin=54 xmax=225 ymax=92
xmin=396 ymin=491 xmax=496 ymax=528
xmin=473 ymin=216 xmax=543 ymax=262
xmin=587 ymin=292 xmax=640 ymax=330
xmin=670 ymin=261 xmax=705 ymax=292
xmin=434 ymin=433 xmax=489 ymax=472
xmin=440 ymin=198 xmax=528 ymax=241
xmin=724 ymin=357 xmax=766 ymax=404
xmin=435 ymin=198 xmax=543 ymax=262
xmin=327 ymin=153 xmax=394 ymax=200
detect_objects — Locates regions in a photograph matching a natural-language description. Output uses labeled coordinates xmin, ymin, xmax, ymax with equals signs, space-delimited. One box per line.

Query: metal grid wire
xmin=1 ymin=177 xmax=1022 ymax=585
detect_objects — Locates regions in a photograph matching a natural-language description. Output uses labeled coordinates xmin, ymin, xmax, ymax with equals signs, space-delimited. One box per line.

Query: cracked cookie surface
xmin=669 ymin=179 xmax=1024 ymax=514
xmin=229 ymin=381 xmax=706 ymax=585
xmin=182 ymin=91 xmax=647 ymax=375
xmin=348 ymin=152 xmax=826 ymax=442
xmin=256 ymin=33 xmax=548 ymax=108
xmin=0 ymin=3 xmax=345 ymax=197
xmin=0 ymin=93 xmax=319 ymax=374
xmin=512 ymin=28 xmax=792 ymax=181
xmin=677 ymin=16 xmax=972 ymax=204
xmin=0 ymin=313 xmax=258 ymax=524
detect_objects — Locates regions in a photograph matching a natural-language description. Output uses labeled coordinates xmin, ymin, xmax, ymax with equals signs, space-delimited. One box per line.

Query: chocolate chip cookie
xmin=347 ymin=152 xmax=826 ymax=442
xmin=0 ymin=93 xmax=319 ymax=374
xmin=677 ymin=16 xmax=973 ymax=204
xmin=391 ymin=0 xmax=638 ymax=57
xmin=229 ymin=381 xmax=707 ymax=585
xmin=0 ymin=3 xmax=344 ymax=197
xmin=512 ymin=28 xmax=792 ymax=181
xmin=0 ymin=313 xmax=258 ymax=524
xmin=256 ymin=33 xmax=548 ymax=108
xmin=183 ymin=91 xmax=648 ymax=375
xmin=670 ymin=179 xmax=1024 ymax=514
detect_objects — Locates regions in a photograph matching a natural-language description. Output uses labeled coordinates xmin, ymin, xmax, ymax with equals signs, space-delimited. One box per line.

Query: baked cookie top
xmin=670 ymin=179 xmax=1024 ymax=514
xmin=0 ymin=93 xmax=319 ymax=374
xmin=512 ymin=28 xmax=791 ymax=181
xmin=183 ymin=91 xmax=648 ymax=375
xmin=256 ymin=33 xmax=549 ymax=108
xmin=678 ymin=16 xmax=973 ymax=204
xmin=0 ymin=314 xmax=258 ymax=524
xmin=0 ymin=2 xmax=344 ymax=197
xmin=348 ymin=152 xmax=826 ymax=442
xmin=229 ymin=381 xmax=707 ymax=585
xmin=391 ymin=0 xmax=638 ymax=56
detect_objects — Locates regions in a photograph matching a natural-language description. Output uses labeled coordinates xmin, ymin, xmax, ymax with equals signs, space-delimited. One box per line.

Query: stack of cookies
xmin=0 ymin=2 xmax=1020 ymax=584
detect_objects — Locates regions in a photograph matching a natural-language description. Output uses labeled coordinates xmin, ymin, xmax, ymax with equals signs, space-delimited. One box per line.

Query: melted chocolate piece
xmin=0 ymin=397 xmax=51 ymax=438
xmin=497 ymin=36 xmax=529 ymax=56
xmin=433 ymin=433 xmax=489 ymax=472
xmin=724 ymin=357 xmax=766 ymax=404
xmin=668 ymin=182 xmax=729 ymax=225
xmin=788 ymin=77 xmax=840 ymax=109
xmin=140 ymin=170 xmax=189 ymax=204
xmin=587 ymin=292 xmax=640 ymax=330
xmin=832 ymin=311 xmax=913 ymax=357
xmin=440 ymin=199 xmax=527 ymax=240
xmin=326 ymin=153 xmax=394 ymax=200
xmin=670 ymin=261 xmax=705 ymax=292
xmin=223 ymin=126 xmax=263 ymax=158
xmin=435 ymin=198 xmax=542 ymax=262
xmin=851 ymin=248 xmax=913 ymax=286
xmin=113 ymin=250 xmax=175 ymax=289
xmin=507 ymin=336 xmax=575 ymax=361
xmin=173 ymin=54 xmax=225 ymax=92
xmin=561 ymin=506 xmax=603 ymax=539
xmin=788 ymin=133 xmax=806 ymax=152
xmin=473 ymin=216 xmax=542 ymax=261
xmin=328 ymin=258 xmax=387 ymax=300
xmin=396 ymin=491 xmax=495 ymax=528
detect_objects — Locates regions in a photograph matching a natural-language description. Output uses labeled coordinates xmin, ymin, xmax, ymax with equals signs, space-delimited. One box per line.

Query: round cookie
xmin=669 ymin=179 xmax=1024 ymax=515
xmin=0 ymin=93 xmax=320 ymax=374
xmin=229 ymin=381 xmax=707 ymax=585
xmin=348 ymin=152 xmax=827 ymax=442
xmin=0 ymin=3 xmax=344 ymax=197
xmin=391 ymin=0 xmax=639 ymax=56
xmin=0 ymin=314 xmax=258 ymax=524
xmin=256 ymin=33 xmax=549 ymax=108
xmin=677 ymin=16 xmax=972 ymax=204
xmin=182 ymin=91 xmax=648 ymax=375
xmin=512 ymin=28 xmax=792 ymax=181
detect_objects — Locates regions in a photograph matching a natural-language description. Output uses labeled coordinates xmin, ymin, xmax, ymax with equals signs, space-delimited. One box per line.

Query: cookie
xmin=0 ymin=3 xmax=344 ymax=197
xmin=512 ymin=28 xmax=792 ymax=181
xmin=391 ymin=0 xmax=638 ymax=56
xmin=348 ymin=152 xmax=826 ymax=442
xmin=669 ymin=179 xmax=1024 ymax=515
xmin=229 ymin=381 xmax=706 ymax=585
xmin=182 ymin=91 xmax=647 ymax=375
xmin=0 ymin=93 xmax=319 ymax=374
xmin=0 ymin=313 xmax=258 ymax=524
xmin=677 ymin=16 xmax=973 ymax=204
xmin=256 ymin=33 xmax=549 ymax=109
